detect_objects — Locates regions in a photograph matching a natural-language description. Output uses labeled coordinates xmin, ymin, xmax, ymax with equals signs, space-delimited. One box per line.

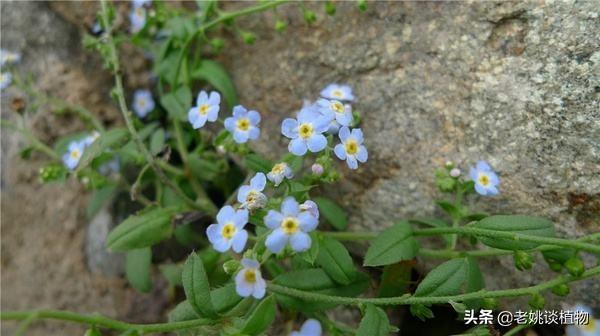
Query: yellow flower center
xmin=281 ymin=217 xmax=299 ymax=234
xmin=271 ymin=163 xmax=286 ymax=175
xmin=70 ymin=149 xmax=81 ymax=159
xmin=345 ymin=139 xmax=358 ymax=155
xmin=237 ymin=118 xmax=250 ymax=131
xmin=332 ymin=90 xmax=343 ymax=98
xmin=135 ymin=7 xmax=144 ymax=18
xmin=221 ymin=223 xmax=236 ymax=239
xmin=138 ymin=98 xmax=146 ymax=108
xmin=246 ymin=190 xmax=258 ymax=203
xmin=298 ymin=123 xmax=313 ymax=139
xmin=478 ymin=174 xmax=490 ymax=186
xmin=331 ymin=101 xmax=345 ymax=114
xmin=198 ymin=104 xmax=209 ymax=116
xmin=244 ymin=269 xmax=257 ymax=283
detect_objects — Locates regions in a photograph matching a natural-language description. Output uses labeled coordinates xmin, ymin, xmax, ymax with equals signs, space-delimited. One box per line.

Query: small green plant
xmin=1 ymin=1 xmax=598 ymax=335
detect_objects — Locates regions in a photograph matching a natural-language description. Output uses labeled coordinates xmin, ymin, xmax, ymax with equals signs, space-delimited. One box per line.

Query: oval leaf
xmin=126 ymin=248 xmax=153 ymax=293
xmin=473 ymin=215 xmax=555 ymax=250
xmin=241 ymin=295 xmax=276 ymax=335
xmin=314 ymin=197 xmax=348 ymax=230
xmin=182 ymin=252 xmax=216 ymax=318
xmin=415 ymin=258 xmax=468 ymax=297
xmin=364 ymin=221 xmax=419 ymax=266
xmin=106 ymin=207 xmax=178 ymax=251
xmin=315 ymin=236 xmax=356 ymax=285
xmin=357 ymin=304 xmax=391 ymax=336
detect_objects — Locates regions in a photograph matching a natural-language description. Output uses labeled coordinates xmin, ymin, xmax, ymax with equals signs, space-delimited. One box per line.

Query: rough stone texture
xmin=1 ymin=3 xmax=599 ymax=334
xmin=219 ymin=1 xmax=599 ymax=309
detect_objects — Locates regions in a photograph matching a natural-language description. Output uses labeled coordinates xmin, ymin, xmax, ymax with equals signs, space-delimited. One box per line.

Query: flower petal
xmin=335 ymin=110 xmax=353 ymax=126
xmin=290 ymin=231 xmax=311 ymax=252
xmin=356 ymin=146 xmax=368 ymax=162
xmin=224 ymin=117 xmax=236 ymax=132
xmin=351 ymin=128 xmax=364 ymax=144
xmin=206 ymin=224 xmax=221 ymax=244
xmin=217 ymin=205 xmax=235 ymax=224
xmin=338 ymin=126 xmax=350 ymax=142
xmin=250 ymin=172 xmax=266 ymax=191
xmin=282 ymin=118 xmax=299 ymax=138
xmin=476 ymin=160 xmax=491 ymax=171
xmin=289 ymin=138 xmax=308 ymax=156
xmin=233 ymin=209 xmax=249 ymax=228
xmin=241 ymin=258 xmax=260 ymax=269
xmin=300 ymin=319 xmax=322 ymax=335
xmin=248 ymin=126 xmax=260 ymax=140
xmin=469 ymin=166 xmax=478 ymax=181
xmin=252 ymin=277 xmax=266 ymax=299
xmin=212 ymin=236 xmax=232 ymax=252
xmin=265 ymin=228 xmax=288 ymax=253
xmin=233 ymin=130 xmax=249 ymax=143
xmin=237 ymin=185 xmax=251 ymax=203
xmin=197 ymin=91 xmax=208 ymax=105
xmin=208 ymin=91 xmax=220 ymax=105
xmin=307 ymin=134 xmax=327 ymax=152
xmin=298 ymin=212 xmax=318 ymax=232
xmin=281 ymin=197 xmax=299 ymax=216
xmin=247 ymin=110 xmax=261 ymax=124
xmin=264 ymin=210 xmax=284 ymax=229
xmin=231 ymin=230 xmax=248 ymax=253
xmin=334 ymin=144 xmax=347 ymax=160
xmin=235 ymin=272 xmax=253 ymax=297
xmin=346 ymin=155 xmax=358 ymax=169
xmin=207 ymin=105 xmax=219 ymax=122
xmin=233 ymin=105 xmax=247 ymax=117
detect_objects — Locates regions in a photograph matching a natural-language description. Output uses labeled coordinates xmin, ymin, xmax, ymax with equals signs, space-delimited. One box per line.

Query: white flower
xmin=290 ymin=319 xmax=322 ymax=336
xmin=235 ymin=258 xmax=266 ymax=299
xmin=62 ymin=140 xmax=86 ymax=170
xmin=267 ymin=162 xmax=293 ymax=186
xmin=300 ymin=200 xmax=319 ymax=219
xmin=316 ymin=98 xmax=353 ymax=126
xmin=237 ymin=173 xmax=267 ymax=210
xmin=132 ymin=89 xmax=155 ymax=118
xmin=206 ymin=206 xmax=249 ymax=253
xmin=320 ymin=83 xmax=354 ymax=102
xmin=188 ymin=90 xmax=220 ymax=129
xmin=334 ymin=127 xmax=368 ymax=170
xmin=450 ymin=168 xmax=461 ymax=177
xmin=264 ymin=197 xmax=318 ymax=253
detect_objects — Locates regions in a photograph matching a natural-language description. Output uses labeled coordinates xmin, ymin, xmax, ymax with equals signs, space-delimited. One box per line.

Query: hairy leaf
xmin=182 ymin=252 xmax=216 ymax=317
xmin=126 ymin=248 xmax=152 ymax=293
xmin=106 ymin=207 xmax=179 ymax=251
xmin=364 ymin=221 xmax=419 ymax=266
xmin=314 ymin=197 xmax=348 ymax=230
xmin=473 ymin=215 xmax=555 ymax=250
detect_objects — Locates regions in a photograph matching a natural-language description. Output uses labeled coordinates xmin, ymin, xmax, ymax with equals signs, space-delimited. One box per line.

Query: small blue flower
xmin=470 ymin=160 xmax=500 ymax=196
xmin=206 ymin=205 xmax=249 ymax=253
xmin=290 ymin=319 xmax=322 ymax=336
xmin=0 ymin=49 xmax=21 ymax=67
xmin=316 ymin=98 xmax=352 ymax=126
xmin=264 ymin=197 xmax=318 ymax=253
xmin=62 ymin=140 xmax=86 ymax=170
xmin=235 ymin=258 xmax=266 ymax=299
xmin=132 ymin=89 xmax=154 ymax=118
xmin=133 ymin=0 xmax=152 ymax=7
xmin=281 ymin=107 xmax=329 ymax=156
xmin=334 ymin=127 xmax=368 ymax=170
xmin=83 ymin=131 xmax=100 ymax=147
xmin=224 ymin=105 xmax=261 ymax=143
xmin=237 ymin=173 xmax=267 ymax=210
xmin=300 ymin=200 xmax=319 ymax=219
xmin=0 ymin=72 xmax=12 ymax=91
xmin=320 ymin=83 xmax=354 ymax=102
xmin=267 ymin=162 xmax=293 ymax=187
xmin=188 ymin=90 xmax=220 ymax=129
xmin=130 ymin=6 xmax=147 ymax=33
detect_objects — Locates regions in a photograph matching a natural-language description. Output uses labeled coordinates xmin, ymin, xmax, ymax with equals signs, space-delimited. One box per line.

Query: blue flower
xmin=62 ymin=140 xmax=86 ymax=170
xmin=470 ymin=160 xmax=500 ymax=196
xmin=566 ymin=304 xmax=599 ymax=336
xmin=132 ymin=89 xmax=154 ymax=118
xmin=206 ymin=205 xmax=249 ymax=253
xmin=188 ymin=91 xmax=220 ymax=129
xmin=290 ymin=319 xmax=322 ymax=336
xmin=267 ymin=162 xmax=293 ymax=187
xmin=130 ymin=6 xmax=147 ymax=33
xmin=237 ymin=173 xmax=267 ymax=210
xmin=334 ymin=127 xmax=368 ymax=169
xmin=281 ymin=107 xmax=329 ymax=156
xmin=316 ymin=98 xmax=352 ymax=126
xmin=224 ymin=105 xmax=261 ymax=143
xmin=83 ymin=131 xmax=100 ymax=147
xmin=0 ymin=49 xmax=21 ymax=67
xmin=0 ymin=72 xmax=12 ymax=91
xmin=133 ymin=0 xmax=152 ymax=7
xmin=320 ymin=83 xmax=354 ymax=102
xmin=300 ymin=200 xmax=319 ymax=219
xmin=235 ymin=258 xmax=266 ymax=299
xmin=264 ymin=197 xmax=318 ymax=253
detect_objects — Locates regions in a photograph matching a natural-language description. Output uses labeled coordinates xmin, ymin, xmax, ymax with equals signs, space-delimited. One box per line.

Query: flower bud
xmin=357 ymin=0 xmax=367 ymax=11
xmin=551 ymin=284 xmax=570 ymax=297
xmin=325 ymin=1 xmax=336 ymax=15
xmin=241 ymin=31 xmax=256 ymax=45
xmin=223 ymin=259 xmax=241 ymax=275
xmin=445 ymin=160 xmax=454 ymax=169
xmin=482 ymin=298 xmax=498 ymax=310
xmin=210 ymin=38 xmax=225 ymax=52
xmin=513 ymin=251 xmax=534 ymax=271
xmin=311 ymin=163 xmax=324 ymax=176
xmin=449 ymin=168 xmax=461 ymax=178
xmin=274 ymin=20 xmax=287 ymax=32
xmin=528 ymin=293 xmax=545 ymax=310
xmin=564 ymin=257 xmax=585 ymax=277
xmin=303 ymin=10 xmax=316 ymax=24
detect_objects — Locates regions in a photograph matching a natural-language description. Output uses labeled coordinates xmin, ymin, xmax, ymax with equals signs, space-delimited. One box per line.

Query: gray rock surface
xmin=220 ymin=1 xmax=599 ymax=308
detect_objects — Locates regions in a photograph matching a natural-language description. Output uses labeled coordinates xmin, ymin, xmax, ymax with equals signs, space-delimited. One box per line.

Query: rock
xmin=85 ymin=205 xmax=125 ymax=276
xmin=218 ymin=1 xmax=599 ymax=309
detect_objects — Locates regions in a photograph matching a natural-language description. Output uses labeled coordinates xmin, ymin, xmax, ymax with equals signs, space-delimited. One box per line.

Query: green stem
xmin=1 ymin=310 xmax=215 ymax=334
xmin=448 ymin=188 xmax=463 ymax=250
xmin=100 ymin=0 xmax=204 ymax=212
xmin=267 ymin=266 xmax=600 ymax=306
xmin=1 ymin=120 xmax=59 ymax=160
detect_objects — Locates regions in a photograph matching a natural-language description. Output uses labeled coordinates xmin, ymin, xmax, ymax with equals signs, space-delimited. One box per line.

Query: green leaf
xmin=126 ymin=248 xmax=152 ymax=293
xmin=188 ymin=155 xmax=222 ymax=181
xmin=356 ymin=304 xmax=391 ymax=336
xmin=473 ymin=215 xmax=555 ymax=250
xmin=182 ymin=252 xmax=217 ymax=318
xmin=409 ymin=218 xmax=452 ymax=246
xmin=160 ymin=86 xmax=192 ymax=121
xmin=241 ymin=295 xmax=276 ymax=335
xmin=86 ymin=184 xmax=118 ymax=219
xmin=168 ymin=300 xmax=199 ymax=322
xmin=106 ymin=207 xmax=179 ymax=251
xmin=464 ymin=257 xmax=485 ymax=309
xmin=149 ymin=128 xmax=165 ymax=155
xmin=435 ymin=200 xmax=462 ymax=219
xmin=192 ymin=60 xmax=238 ymax=107
xmin=314 ymin=197 xmax=348 ymax=230
xmin=159 ymin=263 xmax=183 ymax=287
xmin=212 ymin=283 xmax=243 ymax=313
xmin=245 ymin=153 xmax=272 ymax=173
xmin=273 ymin=268 xmax=369 ymax=312
xmin=79 ymin=128 xmax=129 ymax=169
xmin=415 ymin=258 xmax=468 ymax=297
xmin=315 ymin=236 xmax=356 ymax=285
xmin=364 ymin=221 xmax=419 ymax=266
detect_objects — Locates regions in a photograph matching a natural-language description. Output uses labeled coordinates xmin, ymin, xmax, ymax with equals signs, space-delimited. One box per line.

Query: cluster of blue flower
xmin=129 ymin=0 xmax=151 ymax=34
xmin=62 ymin=132 xmax=100 ymax=170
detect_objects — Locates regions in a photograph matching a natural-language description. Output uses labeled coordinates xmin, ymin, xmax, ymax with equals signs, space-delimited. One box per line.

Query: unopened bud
xmin=551 ymin=284 xmax=570 ymax=297
xmin=223 ymin=260 xmax=240 ymax=275
xmin=357 ymin=0 xmax=367 ymax=11
xmin=528 ymin=293 xmax=545 ymax=310
xmin=216 ymin=145 xmax=226 ymax=155
xmin=274 ymin=20 xmax=287 ymax=32
xmin=325 ymin=1 xmax=336 ymax=15
xmin=311 ymin=163 xmax=324 ymax=176
xmin=241 ymin=31 xmax=256 ymax=45
xmin=303 ymin=10 xmax=316 ymax=24
xmin=514 ymin=251 xmax=534 ymax=271
xmin=482 ymin=298 xmax=498 ymax=310
xmin=449 ymin=168 xmax=461 ymax=178
xmin=210 ymin=38 xmax=225 ymax=52
xmin=445 ymin=160 xmax=454 ymax=169
xmin=564 ymin=257 xmax=585 ymax=277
